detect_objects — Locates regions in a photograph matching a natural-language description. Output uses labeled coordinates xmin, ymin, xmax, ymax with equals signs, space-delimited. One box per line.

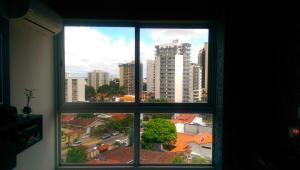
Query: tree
xmin=145 ymin=97 xmax=168 ymax=103
xmin=96 ymin=78 xmax=126 ymax=99
xmin=151 ymin=113 xmax=173 ymax=119
xmin=172 ymin=155 xmax=186 ymax=164
xmin=66 ymin=147 xmax=87 ymax=163
xmin=85 ymin=85 xmax=96 ymax=100
xmin=191 ymin=156 xmax=210 ymax=164
xmin=97 ymin=84 xmax=110 ymax=94
xmin=141 ymin=118 xmax=176 ymax=150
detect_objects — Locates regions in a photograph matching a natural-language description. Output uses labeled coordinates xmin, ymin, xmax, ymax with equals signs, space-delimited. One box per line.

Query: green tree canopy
xmin=172 ymin=155 xmax=186 ymax=164
xmin=85 ymin=85 xmax=96 ymax=100
xmin=191 ymin=156 xmax=210 ymax=164
xmin=141 ymin=118 xmax=176 ymax=150
xmin=97 ymin=84 xmax=110 ymax=94
xmin=66 ymin=147 xmax=87 ymax=163
xmin=145 ymin=97 xmax=168 ymax=103
xmin=96 ymin=78 xmax=126 ymax=98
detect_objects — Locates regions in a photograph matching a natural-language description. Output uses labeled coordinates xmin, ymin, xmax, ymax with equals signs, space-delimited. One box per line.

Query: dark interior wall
xmin=224 ymin=7 xmax=299 ymax=170
xmin=224 ymin=7 xmax=281 ymax=170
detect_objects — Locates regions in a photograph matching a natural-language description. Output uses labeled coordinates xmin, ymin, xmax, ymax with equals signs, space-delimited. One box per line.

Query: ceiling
xmin=42 ymin=0 xmax=225 ymax=20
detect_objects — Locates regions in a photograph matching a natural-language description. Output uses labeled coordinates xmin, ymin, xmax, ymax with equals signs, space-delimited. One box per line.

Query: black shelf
xmin=0 ymin=114 xmax=43 ymax=170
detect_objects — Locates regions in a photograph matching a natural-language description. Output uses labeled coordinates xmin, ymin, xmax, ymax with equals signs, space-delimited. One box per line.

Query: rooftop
xmin=170 ymin=132 xmax=213 ymax=153
xmin=61 ymin=114 xmax=75 ymax=123
xmin=111 ymin=113 xmax=129 ymax=120
xmin=67 ymin=118 xmax=99 ymax=128
xmin=172 ymin=114 xmax=196 ymax=124
xmin=88 ymin=147 xmax=177 ymax=164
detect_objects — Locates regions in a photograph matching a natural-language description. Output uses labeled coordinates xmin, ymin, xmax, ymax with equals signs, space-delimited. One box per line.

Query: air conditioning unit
xmin=1 ymin=0 xmax=62 ymax=34
xmin=23 ymin=0 xmax=62 ymax=34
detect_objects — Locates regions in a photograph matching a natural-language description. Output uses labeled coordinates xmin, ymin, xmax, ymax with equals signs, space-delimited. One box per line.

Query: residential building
xmin=170 ymin=132 xmax=212 ymax=160
xmin=65 ymin=74 xmax=86 ymax=102
xmin=146 ymin=60 xmax=155 ymax=93
xmin=87 ymin=70 xmax=109 ymax=90
xmin=154 ymin=40 xmax=191 ymax=102
xmin=172 ymin=114 xmax=205 ymax=133
xmin=198 ymin=42 xmax=209 ymax=96
xmin=189 ymin=63 xmax=201 ymax=102
xmin=119 ymin=61 xmax=143 ymax=95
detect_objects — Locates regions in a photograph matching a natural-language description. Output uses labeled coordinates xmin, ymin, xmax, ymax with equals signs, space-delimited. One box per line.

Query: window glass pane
xmin=64 ymin=26 xmax=135 ymax=103
xmin=140 ymin=29 xmax=209 ymax=103
xmin=60 ymin=113 xmax=134 ymax=164
xmin=140 ymin=113 xmax=213 ymax=164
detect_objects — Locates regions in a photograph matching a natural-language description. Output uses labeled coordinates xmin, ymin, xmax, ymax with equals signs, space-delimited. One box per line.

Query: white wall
xmin=175 ymin=123 xmax=184 ymax=133
xmin=146 ymin=60 xmax=155 ymax=93
xmin=10 ymin=18 xmax=55 ymax=170
xmin=174 ymin=54 xmax=183 ymax=102
xmin=189 ymin=142 xmax=212 ymax=160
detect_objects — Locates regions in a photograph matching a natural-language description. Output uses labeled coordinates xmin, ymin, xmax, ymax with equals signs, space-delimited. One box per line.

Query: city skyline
xmin=65 ymin=27 xmax=208 ymax=78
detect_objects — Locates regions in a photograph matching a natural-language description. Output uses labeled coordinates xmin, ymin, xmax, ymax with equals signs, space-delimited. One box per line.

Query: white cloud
xmin=150 ymin=29 xmax=208 ymax=44
xmin=65 ymin=27 xmax=208 ymax=78
xmin=65 ymin=27 xmax=134 ymax=78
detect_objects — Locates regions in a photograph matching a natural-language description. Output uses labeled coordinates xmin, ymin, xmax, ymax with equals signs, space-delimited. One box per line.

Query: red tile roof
xmin=111 ymin=114 xmax=129 ymax=120
xmin=101 ymin=147 xmax=133 ymax=163
xmin=98 ymin=144 xmax=112 ymax=152
xmin=88 ymin=147 xmax=177 ymax=164
xmin=67 ymin=118 xmax=98 ymax=128
xmin=170 ymin=132 xmax=213 ymax=152
xmin=86 ymin=159 xmax=120 ymax=164
xmin=172 ymin=114 xmax=196 ymax=124
xmin=140 ymin=149 xmax=177 ymax=164
xmin=61 ymin=114 xmax=75 ymax=123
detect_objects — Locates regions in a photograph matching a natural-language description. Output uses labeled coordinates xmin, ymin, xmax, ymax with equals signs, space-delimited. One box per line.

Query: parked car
xmin=70 ymin=140 xmax=82 ymax=147
xmin=101 ymin=133 xmax=111 ymax=139
xmin=112 ymin=131 xmax=120 ymax=136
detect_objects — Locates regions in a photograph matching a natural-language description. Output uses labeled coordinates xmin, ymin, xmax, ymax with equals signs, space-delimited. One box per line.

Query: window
xmin=56 ymin=21 xmax=223 ymax=170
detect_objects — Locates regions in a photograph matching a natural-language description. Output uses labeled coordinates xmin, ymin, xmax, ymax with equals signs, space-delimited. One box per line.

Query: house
xmin=171 ymin=114 xmax=206 ymax=133
xmin=64 ymin=118 xmax=103 ymax=135
xmin=170 ymin=132 xmax=213 ymax=160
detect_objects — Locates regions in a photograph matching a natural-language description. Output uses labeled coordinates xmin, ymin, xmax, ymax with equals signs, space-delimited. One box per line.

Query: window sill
xmin=57 ymin=165 xmax=215 ymax=170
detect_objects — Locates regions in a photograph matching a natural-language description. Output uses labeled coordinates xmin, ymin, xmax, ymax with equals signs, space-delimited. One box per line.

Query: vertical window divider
xmin=134 ymin=26 xmax=141 ymax=167
xmin=134 ymin=111 xmax=141 ymax=167
xmin=135 ymin=26 xmax=140 ymax=104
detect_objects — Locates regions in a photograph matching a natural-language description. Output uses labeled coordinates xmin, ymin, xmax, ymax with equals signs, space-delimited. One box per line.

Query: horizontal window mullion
xmin=60 ymin=103 xmax=215 ymax=113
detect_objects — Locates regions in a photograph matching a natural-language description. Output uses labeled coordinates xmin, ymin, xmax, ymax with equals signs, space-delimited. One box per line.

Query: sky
xmin=64 ymin=26 xmax=208 ymax=78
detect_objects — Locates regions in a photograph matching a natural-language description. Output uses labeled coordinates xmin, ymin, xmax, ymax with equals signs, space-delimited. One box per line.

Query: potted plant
xmin=22 ymin=88 xmax=35 ymax=116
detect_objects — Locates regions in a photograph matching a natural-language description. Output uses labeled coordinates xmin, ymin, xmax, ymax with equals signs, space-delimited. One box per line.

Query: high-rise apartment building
xmin=87 ymin=70 xmax=109 ymax=90
xmin=154 ymin=40 xmax=191 ymax=102
xmin=65 ymin=73 xmax=86 ymax=102
xmin=119 ymin=61 xmax=143 ymax=95
xmin=189 ymin=63 xmax=201 ymax=102
xmin=198 ymin=42 xmax=208 ymax=94
xmin=146 ymin=60 xmax=155 ymax=93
